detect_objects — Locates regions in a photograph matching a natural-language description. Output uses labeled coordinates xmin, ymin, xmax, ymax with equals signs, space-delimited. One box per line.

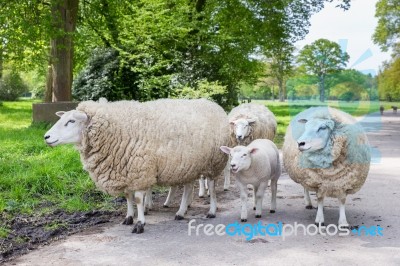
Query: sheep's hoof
xmin=270 ymin=210 xmax=275 ymax=213
xmin=224 ymin=189 xmax=228 ymax=191
xmin=255 ymin=215 xmax=261 ymax=218
xmin=315 ymin=222 xmax=325 ymax=227
xmin=206 ymin=213 xmax=216 ymax=219
xmin=188 ymin=205 xmax=191 ymax=208
xmin=175 ymin=215 xmax=184 ymax=220
xmin=253 ymin=207 xmax=256 ymax=210
xmin=305 ymin=205 xmax=313 ymax=210
xmin=163 ymin=205 xmax=169 ymax=208
xmin=144 ymin=210 xmax=148 ymax=215
xmin=339 ymin=225 xmax=350 ymax=230
xmin=241 ymin=219 xmax=247 ymax=222
xmin=122 ymin=216 xmax=133 ymax=225
xmin=199 ymin=195 xmax=205 ymax=198
xmin=132 ymin=221 xmax=144 ymax=234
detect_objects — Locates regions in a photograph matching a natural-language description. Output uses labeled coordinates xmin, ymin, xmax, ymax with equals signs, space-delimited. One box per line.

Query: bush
xmin=0 ymin=71 xmax=29 ymax=101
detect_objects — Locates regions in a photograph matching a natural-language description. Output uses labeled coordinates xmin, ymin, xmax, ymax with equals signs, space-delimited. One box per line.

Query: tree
xmin=373 ymin=0 xmax=400 ymax=53
xmin=297 ymin=39 xmax=349 ymax=102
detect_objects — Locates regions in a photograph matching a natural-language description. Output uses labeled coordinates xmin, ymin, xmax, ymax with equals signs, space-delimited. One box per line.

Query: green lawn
xmin=0 ymin=100 xmax=114 ymax=219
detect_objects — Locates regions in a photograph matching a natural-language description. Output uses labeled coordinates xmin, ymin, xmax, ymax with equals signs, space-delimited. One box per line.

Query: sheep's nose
xmin=44 ymin=135 xmax=50 ymax=140
xmin=298 ymin=141 xmax=305 ymax=148
xmin=237 ymin=135 xmax=242 ymax=140
xmin=231 ymin=163 xmax=236 ymax=168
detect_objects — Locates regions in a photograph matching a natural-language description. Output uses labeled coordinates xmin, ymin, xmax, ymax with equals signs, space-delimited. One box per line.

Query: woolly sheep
xmin=44 ymin=98 xmax=230 ymax=234
xmin=217 ymin=103 xmax=277 ymax=194
xmin=220 ymin=139 xmax=281 ymax=221
xmin=282 ymin=106 xmax=371 ymax=227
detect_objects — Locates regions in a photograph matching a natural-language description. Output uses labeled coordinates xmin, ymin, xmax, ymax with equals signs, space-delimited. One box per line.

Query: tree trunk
xmin=278 ymin=78 xmax=285 ymax=102
xmin=319 ymin=75 xmax=325 ymax=102
xmin=45 ymin=59 xmax=53 ymax=102
xmin=47 ymin=0 xmax=79 ymax=102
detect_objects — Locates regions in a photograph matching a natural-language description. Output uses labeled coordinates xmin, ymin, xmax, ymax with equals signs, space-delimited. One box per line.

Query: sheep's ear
xmin=98 ymin=97 xmax=108 ymax=103
xmin=229 ymin=120 xmax=237 ymax=126
xmin=249 ymin=148 xmax=258 ymax=154
xmin=55 ymin=111 xmax=65 ymax=117
xmin=325 ymin=120 xmax=334 ymax=130
xmin=247 ymin=117 xmax=257 ymax=124
xmin=72 ymin=111 xmax=88 ymax=121
xmin=298 ymin=119 xmax=308 ymax=124
xmin=220 ymin=146 xmax=232 ymax=154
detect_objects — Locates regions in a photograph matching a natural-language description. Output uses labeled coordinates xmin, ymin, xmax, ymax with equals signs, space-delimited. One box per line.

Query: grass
xmin=0 ymin=100 xmax=115 ymax=226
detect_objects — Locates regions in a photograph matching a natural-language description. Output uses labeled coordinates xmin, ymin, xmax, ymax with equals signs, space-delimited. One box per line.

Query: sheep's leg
xmin=206 ymin=178 xmax=217 ymax=218
xmin=237 ymin=182 xmax=248 ymax=222
xmin=187 ymin=184 xmax=194 ymax=208
xmin=144 ymin=188 xmax=153 ymax=215
xmin=338 ymin=197 xmax=349 ymax=227
xmin=223 ymin=160 xmax=231 ymax=191
xmin=315 ymin=197 xmax=325 ymax=226
xmin=304 ymin=188 xmax=313 ymax=209
xmin=198 ymin=176 xmax=206 ymax=198
xmin=123 ymin=192 xmax=135 ymax=225
xmin=255 ymin=182 xmax=268 ymax=218
xmin=175 ymin=182 xmax=194 ymax=220
xmin=132 ymin=191 xmax=146 ymax=234
xmin=270 ymin=178 xmax=278 ymax=213
xmin=163 ymin=186 xmax=178 ymax=208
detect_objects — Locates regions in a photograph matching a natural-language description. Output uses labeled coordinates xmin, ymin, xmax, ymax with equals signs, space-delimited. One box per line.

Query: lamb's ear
xmin=55 ymin=111 xmax=65 ymax=117
xmin=298 ymin=119 xmax=308 ymax=124
xmin=249 ymin=148 xmax=258 ymax=154
xmin=325 ymin=120 xmax=334 ymax=130
xmin=220 ymin=146 xmax=232 ymax=154
xmin=247 ymin=117 xmax=257 ymax=124
xmin=72 ymin=111 xmax=88 ymax=121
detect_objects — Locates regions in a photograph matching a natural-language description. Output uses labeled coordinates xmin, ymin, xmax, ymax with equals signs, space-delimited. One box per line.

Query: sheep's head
xmin=296 ymin=118 xmax=334 ymax=152
xmin=230 ymin=117 xmax=256 ymax=142
xmin=220 ymin=145 xmax=258 ymax=173
xmin=44 ymin=110 xmax=88 ymax=146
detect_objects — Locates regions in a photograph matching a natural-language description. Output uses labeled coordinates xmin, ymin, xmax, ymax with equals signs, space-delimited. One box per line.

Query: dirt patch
xmin=0 ymin=209 xmax=121 ymax=263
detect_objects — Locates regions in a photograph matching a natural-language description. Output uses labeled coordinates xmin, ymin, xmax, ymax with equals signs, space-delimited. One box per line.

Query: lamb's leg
xmin=304 ymin=188 xmax=313 ymax=209
xmin=206 ymin=178 xmax=217 ymax=218
xmin=270 ymin=178 xmax=278 ymax=213
xmin=132 ymin=191 xmax=146 ymax=234
xmin=315 ymin=196 xmax=324 ymax=226
xmin=198 ymin=176 xmax=206 ymax=198
xmin=255 ymin=182 xmax=268 ymax=218
xmin=144 ymin=188 xmax=153 ymax=215
xmin=175 ymin=182 xmax=194 ymax=220
xmin=163 ymin=186 xmax=178 ymax=208
xmin=187 ymin=183 xmax=194 ymax=208
xmin=237 ymin=181 xmax=248 ymax=222
xmin=223 ymin=160 xmax=231 ymax=191
xmin=338 ymin=197 xmax=349 ymax=227
xmin=123 ymin=192 xmax=135 ymax=225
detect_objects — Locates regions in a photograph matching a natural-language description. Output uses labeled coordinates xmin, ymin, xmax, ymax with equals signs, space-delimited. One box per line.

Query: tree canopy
xmin=297 ymin=38 xmax=350 ymax=102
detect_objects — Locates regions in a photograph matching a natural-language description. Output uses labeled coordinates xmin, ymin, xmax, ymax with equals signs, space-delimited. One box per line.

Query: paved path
xmin=8 ymin=112 xmax=400 ymax=266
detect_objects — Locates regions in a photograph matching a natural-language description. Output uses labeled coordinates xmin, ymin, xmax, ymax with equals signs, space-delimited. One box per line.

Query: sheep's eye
xmin=318 ymin=126 xmax=327 ymax=131
xmin=65 ymin=120 xmax=75 ymax=126
xmin=243 ymin=154 xmax=247 ymax=157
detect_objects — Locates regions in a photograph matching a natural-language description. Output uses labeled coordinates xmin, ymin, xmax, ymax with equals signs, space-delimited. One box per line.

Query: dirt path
xmin=7 ymin=112 xmax=400 ymax=266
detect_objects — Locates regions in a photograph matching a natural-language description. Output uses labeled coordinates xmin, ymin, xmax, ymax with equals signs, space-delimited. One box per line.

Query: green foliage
xmin=0 ymin=71 xmax=29 ymax=101
xmin=377 ymin=58 xmax=400 ymax=101
xmin=297 ymin=38 xmax=350 ymax=101
xmin=175 ymin=79 xmax=227 ymax=100
xmin=373 ymin=0 xmax=400 ymax=52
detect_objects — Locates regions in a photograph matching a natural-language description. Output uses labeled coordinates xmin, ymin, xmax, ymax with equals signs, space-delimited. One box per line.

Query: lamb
xmin=220 ymin=139 xmax=281 ymax=222
xmin=44 ymin=98 xmax=230 ymax=234
xmin=282 ymin=106 xmax=371 ymax=227
xmin=214 ymin=103 xmax=277 ymax=195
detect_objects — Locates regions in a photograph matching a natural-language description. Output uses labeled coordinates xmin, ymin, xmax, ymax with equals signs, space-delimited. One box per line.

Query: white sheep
xmin=44 ymin=98 xmax=230 ymax=234
xmin=282 ymin=106 xmax=371 ymax=227
xmin=220 ymin=139 xmax=281 ymax=222
xmin=213 ymin=103 xmax=277 ymax=197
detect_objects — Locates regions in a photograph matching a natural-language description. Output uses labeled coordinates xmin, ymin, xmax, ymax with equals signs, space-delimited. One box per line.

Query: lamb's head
xmin=220 ymin=145 xmax=258 ymax=173
xmin=230 ymin=117 xmax=256 ymax=142
xmin=296 ymin=118 xmax=334 ymax=152
xmin=44 ymin=110 xmax=88 ymax=146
